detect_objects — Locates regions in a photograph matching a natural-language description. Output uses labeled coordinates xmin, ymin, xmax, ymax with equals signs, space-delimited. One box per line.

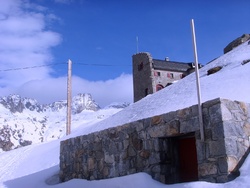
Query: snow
xmin=0 ymin=40 xmax=250 ymax=187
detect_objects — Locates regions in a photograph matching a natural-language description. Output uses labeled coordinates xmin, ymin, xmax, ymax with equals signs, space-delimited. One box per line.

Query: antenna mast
xmin=136 ymin=36 xmax=139 ymax=53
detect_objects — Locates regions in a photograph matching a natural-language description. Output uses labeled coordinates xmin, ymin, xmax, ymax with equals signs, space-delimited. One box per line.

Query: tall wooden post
xmin=191 ymin=19 xmax=204 ymax=142
xmin=66 ymin=59 xmax=72 ymax=135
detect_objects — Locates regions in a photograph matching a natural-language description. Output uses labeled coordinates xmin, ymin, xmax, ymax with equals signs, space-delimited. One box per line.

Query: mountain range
xmin=0 ymin=93 xmax=128 ymax=152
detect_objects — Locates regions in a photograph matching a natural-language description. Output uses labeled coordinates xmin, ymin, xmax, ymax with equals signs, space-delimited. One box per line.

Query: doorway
xmin=178 ymin=136 xmax=198 ymax=182
xmin=159 ymin=133 xmax=198 ymax=184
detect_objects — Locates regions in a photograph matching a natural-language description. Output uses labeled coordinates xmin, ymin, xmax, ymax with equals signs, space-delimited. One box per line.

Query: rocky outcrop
xmin=224 ymin=34 xmax=250 ymax=54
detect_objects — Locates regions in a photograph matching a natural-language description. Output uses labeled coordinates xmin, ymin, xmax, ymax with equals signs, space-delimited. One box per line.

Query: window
xmin=167 ymin=73 xmax=174 ymax=79
xmin=154 ymin=71 xmax=161 ymax=76
xmin=138 ymin=62 xmax=143 ymax=71
xmin=156 ymin=84 xmax=164 ymax=91
xmin=180 ymin=74 xmax=185 ymax=79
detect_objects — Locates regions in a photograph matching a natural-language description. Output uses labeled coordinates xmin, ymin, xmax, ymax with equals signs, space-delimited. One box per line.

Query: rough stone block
xmin=139 ymin=150 xmax=150 ymax=159
xmin=223 ymin=121 xmax=244 ymax=138
xmin=227 ymin=156 xmax=238 ymax=173
xmin=162 ymin=111 xmax=177 ymax=123
xmin=104 ymin=154 xmax=114 ymax=164
xmin=224 ymin=138 xmax=237 ymax=156
xmin=218 ymin=157 xmax=228 ymax=173
xmin=209 ymin=103 xmax=222 ymax=124
xmin=151 ymin=115 xmax=163 ymax=125
xmin=243 ymin=122 xmax=250 ymax=136
xmin=87 ymin=158 xmax=95 ymax=171
xmin=148 ymin=125 xmax=166 ymax=138
xmin=209 ymin=140 xmax=226 ymax=157
xmin=196 ymin=140 xmax=206 ymax=162
xmin=128 ymin=145 xmax=136 ymax=157
xmin=166 ymin=120 xmax=180 ymax=136
xmin=199 ymin=163 xmax=217 ymax=176
xmin=216 ymin=175 xmax=228 ymax=183
xmin=180 ymin=117 xmax=199 ymax=133
xmin=211 ymin=124 xmax=224 ymax=140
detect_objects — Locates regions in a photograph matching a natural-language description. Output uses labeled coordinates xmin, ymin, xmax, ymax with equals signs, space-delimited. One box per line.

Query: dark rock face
xmin=0 ymin=126 xmax=15 ymax=151
xmin=0 ymin=95 xmax=44 ymax=113
xmin=224 ymin=34 xmax=250 ymax=54
xmin=0 ymin=95 xmax=24 ymax=113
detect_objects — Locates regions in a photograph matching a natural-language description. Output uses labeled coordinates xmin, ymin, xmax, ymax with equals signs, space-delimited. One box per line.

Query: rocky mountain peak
xmin=72 ymin=93 xmax=100 ymax=114
xmin=0 ymin=93 xmax=100 ymax=114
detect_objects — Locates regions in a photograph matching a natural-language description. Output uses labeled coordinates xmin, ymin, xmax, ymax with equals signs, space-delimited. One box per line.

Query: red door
xmin=178 ymin=137 xmax=198 ymax=182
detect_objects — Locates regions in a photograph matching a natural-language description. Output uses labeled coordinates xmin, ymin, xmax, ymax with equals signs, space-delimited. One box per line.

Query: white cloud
xmin=71 ymin=74 xmax=133 ymax=107
xmin=15 ymin=74 xmax=133 ymax=107
xmin=0 ymin=0 xmax=61 ymax=88
xmin=0 ymin=0 xmax=133 ymax=107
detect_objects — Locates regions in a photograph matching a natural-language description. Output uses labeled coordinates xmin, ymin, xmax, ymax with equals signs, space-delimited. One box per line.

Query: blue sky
xmin=0 ymin=0 xmax=250 ymax=107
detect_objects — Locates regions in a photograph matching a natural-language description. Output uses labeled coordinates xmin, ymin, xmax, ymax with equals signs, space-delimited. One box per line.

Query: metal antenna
xmin=136 ymin=36 xmax=139 ymax=53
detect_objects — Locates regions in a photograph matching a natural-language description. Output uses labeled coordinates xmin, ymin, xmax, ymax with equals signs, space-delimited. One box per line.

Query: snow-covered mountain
xmin=0 ymin=93 xmax=100 ymax=114
xmin=0 ymin=93 xmax=127 ymax=152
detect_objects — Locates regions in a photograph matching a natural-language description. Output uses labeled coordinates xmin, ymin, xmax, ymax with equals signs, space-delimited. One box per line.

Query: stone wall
xmin=59 ymin=98 xmax=250 ymax=184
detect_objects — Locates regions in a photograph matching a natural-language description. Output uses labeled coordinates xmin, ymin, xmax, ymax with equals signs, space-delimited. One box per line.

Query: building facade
xmin=132 ymin=52 xmax=196 ymax=102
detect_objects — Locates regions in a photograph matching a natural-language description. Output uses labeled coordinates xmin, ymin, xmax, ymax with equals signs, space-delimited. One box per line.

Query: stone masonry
xmin=60 ymin=98 xmax=250 ymax=184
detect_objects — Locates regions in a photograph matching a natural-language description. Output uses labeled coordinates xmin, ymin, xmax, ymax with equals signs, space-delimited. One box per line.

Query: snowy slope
xmin=0 ymin=40 xmax=250 ymax=188
xmin=71 ymin=40 xmax=250 ymax=137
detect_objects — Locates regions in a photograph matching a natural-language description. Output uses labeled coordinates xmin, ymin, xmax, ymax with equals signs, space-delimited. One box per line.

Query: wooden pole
xmin=190 ymin=19 xmax=204 ymax=142
xmin=66 ymin=59 xmax=72 ymax=135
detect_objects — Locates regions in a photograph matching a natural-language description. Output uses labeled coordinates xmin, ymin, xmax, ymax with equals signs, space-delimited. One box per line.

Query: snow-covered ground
xmin=0 ymin=40 xmax=250 ymax=188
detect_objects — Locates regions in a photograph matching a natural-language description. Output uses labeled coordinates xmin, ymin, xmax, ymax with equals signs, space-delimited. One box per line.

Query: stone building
xmin=132 ymin=52 xmax=197 ymax=102
xmin=59 ymin=98 xmax=250 ymax=184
